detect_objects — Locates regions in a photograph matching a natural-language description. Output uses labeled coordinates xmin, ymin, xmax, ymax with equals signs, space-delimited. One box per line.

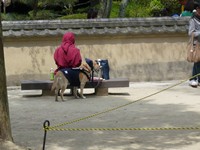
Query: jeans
xmin=190 ymin=61 xmax=200 ymax=82
xmin=99 ymin=59 xmax=110 ymax=80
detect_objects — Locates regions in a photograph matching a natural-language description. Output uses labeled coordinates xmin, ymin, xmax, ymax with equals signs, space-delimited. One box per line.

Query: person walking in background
xmin=54 ymin=32 xmax=82 ymax=74
xmin=188 ymin=0 xmax=200 ymax=87
xmin=180 ymin=0 xmax=194 ymax=17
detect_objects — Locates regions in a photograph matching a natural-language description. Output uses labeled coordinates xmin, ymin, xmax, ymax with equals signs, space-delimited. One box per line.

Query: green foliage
xmin=19 ymin=0 xmax=78 ymax=17
xmin=150 ymin=0 xmax=164 ymax=10
xmin=74 ymin=7 xmax=89 ymax=14
xmin=59 ymin=13 xmax=87 ymax=19
xmin=149 ymin=0 xmax=164 ymax=16
xmin=28 ymin=10 xmax=58 ymax=20
xmin=20 ymin=0 xmax=78 ymax=6
xmin=110 ymin=1 xmax=121 ymax=18
xmin=19 ymin=0 xmax=35 ymax=5
xmin=125 ymin=2 xmax=150 ymax=17
xmin=1 ymin=13 xmax=30 ymax=21
xmin=161 ymin=0 xmax=181 ymax=15
xmin=2 ymin=0 xmax=183 ymax=20
xmin=130 ymin=0 xmax=150 ymax=6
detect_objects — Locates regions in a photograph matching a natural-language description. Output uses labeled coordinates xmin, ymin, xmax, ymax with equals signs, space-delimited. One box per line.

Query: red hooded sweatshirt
xmin=54 ymin=32 xmax=82 ymax=74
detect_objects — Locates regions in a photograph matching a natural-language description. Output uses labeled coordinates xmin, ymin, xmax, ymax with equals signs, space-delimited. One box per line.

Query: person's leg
xmin=191 ymin=64 xmax=197 ymax=80
xmin=101 ymin=60 xmax=110 ymax=80
xmin=189 ymin=62 xmax=199 ymax=87
xmin=190 ymin=62 xmax=200 ymax=80
xmin=194 ymin=62 xmax=200 ymax=83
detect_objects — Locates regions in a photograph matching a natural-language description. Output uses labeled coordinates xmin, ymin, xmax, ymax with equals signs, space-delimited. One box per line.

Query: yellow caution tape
xmin=44 ymin=126 xmax=200 ymax=131
xmin=48 ymin=74 xmax=200 ymax=130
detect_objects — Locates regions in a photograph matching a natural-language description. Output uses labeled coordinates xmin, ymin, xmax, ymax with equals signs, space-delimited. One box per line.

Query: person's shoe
xmin=189 ymin=80 xmax=198 ymax=88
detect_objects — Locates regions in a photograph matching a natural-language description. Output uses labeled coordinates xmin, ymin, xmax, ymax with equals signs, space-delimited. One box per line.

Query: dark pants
xmin=190 ymin=62 xmax=200 ymax=82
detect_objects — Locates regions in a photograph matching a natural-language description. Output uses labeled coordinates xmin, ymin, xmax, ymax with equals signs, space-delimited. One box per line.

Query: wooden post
xmin=95 ymin=88 xmax=108 ymax=96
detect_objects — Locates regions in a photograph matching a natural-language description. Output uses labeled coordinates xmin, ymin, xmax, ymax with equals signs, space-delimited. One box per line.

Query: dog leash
xmin=89 ymin=69 xmax=103 ymax=89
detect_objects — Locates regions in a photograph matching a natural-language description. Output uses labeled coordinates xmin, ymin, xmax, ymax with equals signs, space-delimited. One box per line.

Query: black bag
xmin=98 ymin=59 xmax=110 ymax=80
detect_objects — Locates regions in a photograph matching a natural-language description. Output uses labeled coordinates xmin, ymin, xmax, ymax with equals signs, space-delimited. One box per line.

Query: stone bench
xmin=20 ymin=78 xmax=129 ymax=96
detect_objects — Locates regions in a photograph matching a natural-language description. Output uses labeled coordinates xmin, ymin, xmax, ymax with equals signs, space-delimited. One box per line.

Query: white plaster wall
xmin=3 ymin=33 xmax=192 ymax=86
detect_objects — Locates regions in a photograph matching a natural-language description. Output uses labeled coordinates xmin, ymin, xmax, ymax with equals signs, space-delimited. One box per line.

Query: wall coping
xmin=2 ymin=17 xmax=190 ymax=37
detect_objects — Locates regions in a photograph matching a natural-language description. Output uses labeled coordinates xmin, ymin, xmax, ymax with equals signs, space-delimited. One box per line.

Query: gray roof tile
xmin=2 ymin=17 xmax=190 ymax=37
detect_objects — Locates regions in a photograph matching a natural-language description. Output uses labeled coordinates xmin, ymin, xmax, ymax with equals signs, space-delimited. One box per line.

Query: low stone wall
xmin=3 ymin=17 xmax=192 ymax=86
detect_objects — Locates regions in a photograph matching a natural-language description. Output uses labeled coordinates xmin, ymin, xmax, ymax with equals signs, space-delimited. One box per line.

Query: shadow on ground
xmin=7 ymin=84 xmax=200 ymax=150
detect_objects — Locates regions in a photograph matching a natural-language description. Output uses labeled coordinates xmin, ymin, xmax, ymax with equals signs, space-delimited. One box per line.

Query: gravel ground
xmin=1 ymin=80 xmax=200 ymax=150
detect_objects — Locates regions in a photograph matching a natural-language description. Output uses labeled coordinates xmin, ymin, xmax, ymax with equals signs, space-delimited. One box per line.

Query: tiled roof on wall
xmin=2 ymin=17 xmax=190 ymax=37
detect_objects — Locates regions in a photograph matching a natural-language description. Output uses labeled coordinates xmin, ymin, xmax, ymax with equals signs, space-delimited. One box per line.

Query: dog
xmin=51 ymin=58 xmax=101 ymax=102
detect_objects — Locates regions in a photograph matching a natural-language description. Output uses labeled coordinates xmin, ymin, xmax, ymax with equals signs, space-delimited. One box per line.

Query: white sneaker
xmin=189 ymin=80 xmax=198 ymax=87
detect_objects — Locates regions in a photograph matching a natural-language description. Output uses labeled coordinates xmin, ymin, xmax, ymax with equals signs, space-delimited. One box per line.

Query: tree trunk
xmin=32 ymin=0 xmax=38 ymax=18
xmin=119 ymin=0 xmax=129 ymax=18
xmin=0 ymin=3 xmax=13 ymax=141
xmin=98 ymin=0 xmax=112 ymax=18
xmin=3 ymin=0 xmax=6 ymax=13
xmin=2 ymin=0 xmax=12 ymax=13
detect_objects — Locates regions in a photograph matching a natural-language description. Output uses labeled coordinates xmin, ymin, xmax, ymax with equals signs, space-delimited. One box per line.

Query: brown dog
xmin=51 ymin=59 xmax=101 ymax=102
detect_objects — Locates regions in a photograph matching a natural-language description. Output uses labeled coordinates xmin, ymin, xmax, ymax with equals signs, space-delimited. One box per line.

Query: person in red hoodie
xmin=54 ymin=32 xmax=82 ymax=74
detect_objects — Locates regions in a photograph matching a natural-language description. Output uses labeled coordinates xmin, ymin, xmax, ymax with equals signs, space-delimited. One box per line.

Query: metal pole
xmin=42 ymin=120 xmax=50 ymax=150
